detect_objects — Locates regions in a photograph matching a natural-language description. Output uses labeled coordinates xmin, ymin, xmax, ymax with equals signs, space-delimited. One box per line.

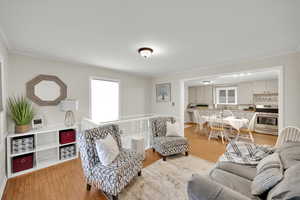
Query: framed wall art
xmin=156 ymin=83 xmax=171 ymax=102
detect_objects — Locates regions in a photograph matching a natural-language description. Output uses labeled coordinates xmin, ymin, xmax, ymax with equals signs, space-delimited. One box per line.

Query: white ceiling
xmin=185 ymin=70 xmax=279 ymax=86
xmin=0 ymin=0 xmax=299 ymax=77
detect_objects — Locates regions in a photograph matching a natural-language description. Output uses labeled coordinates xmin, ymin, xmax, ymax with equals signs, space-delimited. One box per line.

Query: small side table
xmin=131 ymin=136 xmax=145 ymax=160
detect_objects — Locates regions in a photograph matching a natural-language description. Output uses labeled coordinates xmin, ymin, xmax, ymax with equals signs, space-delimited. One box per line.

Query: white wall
xmin=7 ymin=53 xmax=152 ymax=130
xmin=0 ymin=37 xmax=8 ymax=196
xmin=188 ymin=79 xmax=278 ymax=105
xmin=152 ymin=52 xmax=300 ymax=128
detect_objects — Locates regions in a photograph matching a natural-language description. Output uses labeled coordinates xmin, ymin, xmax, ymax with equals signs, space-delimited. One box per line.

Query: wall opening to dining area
xmin=180 ymin=66 xmax=283 ymax=144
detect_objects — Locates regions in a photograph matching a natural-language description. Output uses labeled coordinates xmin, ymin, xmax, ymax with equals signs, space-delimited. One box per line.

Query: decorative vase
xmin=15 ymin=124 xmax=31 ymax=134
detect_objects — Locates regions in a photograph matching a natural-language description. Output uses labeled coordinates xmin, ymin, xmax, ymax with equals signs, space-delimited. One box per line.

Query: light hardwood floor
xmin=2 ymin=125 xmax=277 ymax=200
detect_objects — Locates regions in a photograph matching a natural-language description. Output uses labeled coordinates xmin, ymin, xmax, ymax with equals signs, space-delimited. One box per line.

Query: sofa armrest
xmin=187 ymin=174 xmax=251 ymax=200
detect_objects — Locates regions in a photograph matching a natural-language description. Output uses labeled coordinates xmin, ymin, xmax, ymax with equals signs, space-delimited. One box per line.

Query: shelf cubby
xmin=59 ymin=144 xmax=76 ymax=161
xmin=11 ymin=152 xmax=36 ymax=175
xmin=36 ymin=131 xmax=58 ymax=151
xmin=37 ymin=147 xmax=59 ymax=168
xmin=11 ymin=135 xmax=35 ymax=156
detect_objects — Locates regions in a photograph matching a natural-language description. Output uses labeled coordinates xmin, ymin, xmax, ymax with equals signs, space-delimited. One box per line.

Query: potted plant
xmin=8 ymin=96 xmax=35 ymax=133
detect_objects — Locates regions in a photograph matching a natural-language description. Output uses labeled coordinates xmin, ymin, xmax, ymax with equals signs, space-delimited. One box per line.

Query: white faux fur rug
xmin=119 ymin=155 xmax=214 ymax=200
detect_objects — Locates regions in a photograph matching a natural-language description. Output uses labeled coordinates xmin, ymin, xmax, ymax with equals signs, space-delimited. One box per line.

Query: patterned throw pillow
xmin=95 ymin=134 xmax=119 ymax=166
xmin=251 ymin=153 xmax=283 ymax=196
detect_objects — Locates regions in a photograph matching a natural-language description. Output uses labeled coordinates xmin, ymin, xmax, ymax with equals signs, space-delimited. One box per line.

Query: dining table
xmin=201 ymin=115 xmax=251 ymax=141
xmin=202 ymin=115 xmax=248 ymax=130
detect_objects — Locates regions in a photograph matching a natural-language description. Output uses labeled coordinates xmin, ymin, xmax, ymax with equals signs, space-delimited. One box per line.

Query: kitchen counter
xmin=186 ymin=108 xmax=255 ymax=123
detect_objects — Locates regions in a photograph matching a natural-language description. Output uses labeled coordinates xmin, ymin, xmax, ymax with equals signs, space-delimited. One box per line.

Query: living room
xmin=1 ymin=1 xmax=300 ymax=200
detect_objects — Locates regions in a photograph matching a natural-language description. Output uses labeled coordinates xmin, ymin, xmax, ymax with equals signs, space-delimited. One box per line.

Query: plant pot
xmin=15 ymin=124 xmax=31 ymax=134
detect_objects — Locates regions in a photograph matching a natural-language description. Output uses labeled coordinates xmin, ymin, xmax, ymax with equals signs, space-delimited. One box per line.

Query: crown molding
xmin=0 ymin=25 xmax=11 ymax=50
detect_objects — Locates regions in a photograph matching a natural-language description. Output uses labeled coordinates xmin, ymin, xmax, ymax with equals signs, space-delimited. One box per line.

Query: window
xmin=216 ymin=87 xmax=237 ymax=104
xmin=90 ymin=78 xmax=120 ymax=122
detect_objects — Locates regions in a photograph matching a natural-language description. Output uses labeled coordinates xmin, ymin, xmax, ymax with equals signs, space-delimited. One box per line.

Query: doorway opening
xmin=180 ymin=66 xmax=283 ymax=145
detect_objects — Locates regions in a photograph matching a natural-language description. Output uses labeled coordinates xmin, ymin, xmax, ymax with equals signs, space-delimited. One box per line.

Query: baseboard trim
xmin=0 ymin=176 xmax=7 ymax=198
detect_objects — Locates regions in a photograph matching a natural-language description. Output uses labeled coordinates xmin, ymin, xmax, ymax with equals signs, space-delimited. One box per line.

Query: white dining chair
xmin=235 ymin=113 xmax=256 ymax=142
xmin=193 ymin=110 xmax=205 ymax=134
xmin=276 ymin=126 xmax=300 ymax=147
xmin=246 ymin=113 xmax=256 ymax=142
xmin=222 ymin=110 xmax=235 ymax=133
xmin=222 ymin=110 xmax=234 ymax=118
xmin=208 ymin=116 xmax=227 ymax=144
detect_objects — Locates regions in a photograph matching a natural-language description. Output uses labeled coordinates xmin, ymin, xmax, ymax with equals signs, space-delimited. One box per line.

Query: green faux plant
xmin=8 ymin=96 xmax=35 ymax=126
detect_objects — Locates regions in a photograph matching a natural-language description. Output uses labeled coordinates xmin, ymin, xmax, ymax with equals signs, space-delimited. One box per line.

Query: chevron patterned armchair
xmin=78 ymin=124 xmax=143 ymax=200
xmin=150 ymin=117 xmax=189 ymax=161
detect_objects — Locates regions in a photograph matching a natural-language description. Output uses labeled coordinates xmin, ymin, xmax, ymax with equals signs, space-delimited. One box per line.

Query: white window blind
xmin=90 ymin=78 xmax=120 ymax=122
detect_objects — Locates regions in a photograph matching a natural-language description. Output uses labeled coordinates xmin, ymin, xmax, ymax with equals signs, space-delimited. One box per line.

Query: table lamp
xmin=60 ymin=99 xmax=79 ymax=126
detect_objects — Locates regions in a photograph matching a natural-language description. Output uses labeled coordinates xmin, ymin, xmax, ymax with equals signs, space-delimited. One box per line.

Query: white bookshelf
xmin=7 ymin=124 xmax=78 ymax=178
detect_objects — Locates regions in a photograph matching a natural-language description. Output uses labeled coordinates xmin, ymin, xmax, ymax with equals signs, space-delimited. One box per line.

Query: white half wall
xmin=0 ymin=36 xmax=8 ymax=197
xmin=152 ymin=52 xmax=300 ymax=128
xmin=7 ymin=53 xmax=152 ymax=130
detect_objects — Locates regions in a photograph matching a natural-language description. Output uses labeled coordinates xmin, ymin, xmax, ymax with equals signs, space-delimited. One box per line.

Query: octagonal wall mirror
xmin=26 ymin=75 xmax=67 ymax=106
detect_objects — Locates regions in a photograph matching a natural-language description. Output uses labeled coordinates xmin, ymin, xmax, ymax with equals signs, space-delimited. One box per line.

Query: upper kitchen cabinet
xmin=252 ymin=79 xmax=278 ymax=94
xmin=265 ymin=80 xmax=278 ymax=93
xmin=188 ymin=86 xmax=213 ymax=105
xmin=188 ymin=87 xmax=197 ymax=103
xmin=252 ymin=81 xmax=266 ymax=94
xmin=187 ymin=79 xmax=278 ymax=106
xmin=238 ymin=82 xmax=253 ymax=104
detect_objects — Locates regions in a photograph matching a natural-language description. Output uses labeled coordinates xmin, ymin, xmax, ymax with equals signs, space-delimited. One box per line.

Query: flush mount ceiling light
xmin=138 ymin=47 xmax=153 ymax=58
xmin=202 ymin=80 xmax=213 ymax=85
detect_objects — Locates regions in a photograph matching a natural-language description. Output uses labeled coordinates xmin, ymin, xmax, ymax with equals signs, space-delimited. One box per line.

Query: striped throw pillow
xmin=251 ymin=153 xmax=283 ymax=195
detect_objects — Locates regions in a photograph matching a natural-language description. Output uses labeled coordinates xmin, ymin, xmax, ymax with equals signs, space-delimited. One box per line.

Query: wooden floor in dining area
xmin=2 ymin=124 xmax=277 ymax=200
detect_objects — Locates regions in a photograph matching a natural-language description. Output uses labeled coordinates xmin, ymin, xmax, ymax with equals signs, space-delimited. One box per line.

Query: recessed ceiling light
xmin=138 ymin=47 xmax=153 ymax=58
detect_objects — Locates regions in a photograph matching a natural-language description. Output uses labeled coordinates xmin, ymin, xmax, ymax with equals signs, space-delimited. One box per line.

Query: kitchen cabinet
xmin=265 ymin=80 xmax=278 ymax=93
xmin=238 ymin=82 xmax=253 ymax=104
xmin=252 ymin=80 xmax=278 ymax=94
xmin=188 ymin=79 xmax=278 ymax=105
xmin=188 ymin=86 xmax=213 ymax=105
xmin=188 ymin=87 xmax=197 ymax=103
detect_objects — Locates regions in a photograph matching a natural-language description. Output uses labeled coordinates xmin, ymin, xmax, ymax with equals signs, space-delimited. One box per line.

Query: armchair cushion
xmin=188 ymin=174 xmax=252 ymax=200
xmin=90 ymin=149 xmax=143 ymax=196
xmin=275 ymin=142 xmax=300 ymax=169
xmin=267 ymin=163 xmax=300 ymax=199
xmin=210 ymin=168 xmax=253 ymax=198
xmin=153 ymin=136 xmax=189 ymax=156
xmin=215 ymin=161 xmax=257 ymax=181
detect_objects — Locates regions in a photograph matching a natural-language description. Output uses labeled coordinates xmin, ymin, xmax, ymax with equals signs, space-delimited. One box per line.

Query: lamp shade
xmin=60 ymin=99 xmax=79 ymax=111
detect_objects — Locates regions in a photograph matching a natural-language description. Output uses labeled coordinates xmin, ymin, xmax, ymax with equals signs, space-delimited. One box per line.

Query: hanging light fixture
xmin=138 ymin=47 xmax=153 ymax=58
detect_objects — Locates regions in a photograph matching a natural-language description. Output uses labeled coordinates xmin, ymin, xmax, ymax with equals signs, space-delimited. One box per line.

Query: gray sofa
xmin=187 ymin=142 xmax=300 ymax=200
